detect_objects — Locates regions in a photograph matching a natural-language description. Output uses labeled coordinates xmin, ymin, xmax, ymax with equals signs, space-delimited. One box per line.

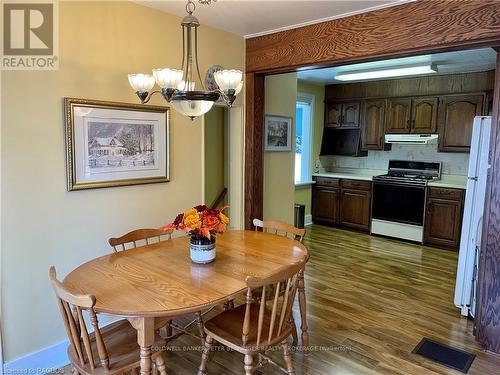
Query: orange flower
xmin=183 ymin=208 xmax=201 ymax=230
xmin=203 ymin=215 xmax=220 ymax=230
xmin=219 ymin=212 xmax=229 ymax=225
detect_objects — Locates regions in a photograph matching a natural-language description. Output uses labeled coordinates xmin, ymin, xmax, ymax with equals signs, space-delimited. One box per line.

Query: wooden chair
xmin=197 ymin=260 xmax=306 ymax=375
xmin=49 ymin=266 xmax=167 ymax=375
xmin=252 ymin=219 xmax=305 ymax=242
xmin=252 ymin=218 xmax=306 ymax=346
xmin=108 ymin=228 xmax=173 ymax=252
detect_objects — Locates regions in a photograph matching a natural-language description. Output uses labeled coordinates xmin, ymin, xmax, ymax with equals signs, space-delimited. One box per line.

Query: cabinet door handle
xmin=406 ymin=119 xmax=410 ymax=128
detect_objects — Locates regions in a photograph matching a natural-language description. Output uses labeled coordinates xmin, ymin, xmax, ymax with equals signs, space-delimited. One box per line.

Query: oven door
xmin=372 ymin=181 xmax=426 ymax=226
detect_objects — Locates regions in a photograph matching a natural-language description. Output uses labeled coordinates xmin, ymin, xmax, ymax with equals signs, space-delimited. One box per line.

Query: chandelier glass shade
xmin=128 ymin=0 xmax=243 ymax=119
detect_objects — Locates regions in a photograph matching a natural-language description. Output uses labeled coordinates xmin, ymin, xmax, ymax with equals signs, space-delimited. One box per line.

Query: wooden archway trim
xmin=244 ymin=73 xmax=265 ymax=228
xmin=246 ymin=0 xmax=500 ymax=74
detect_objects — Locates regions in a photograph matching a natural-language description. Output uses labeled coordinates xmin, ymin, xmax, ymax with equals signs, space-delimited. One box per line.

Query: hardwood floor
xmin=59 ymin=225 xmax=500 ymax=374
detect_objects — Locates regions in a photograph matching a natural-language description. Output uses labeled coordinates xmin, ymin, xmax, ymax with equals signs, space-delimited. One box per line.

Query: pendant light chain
xmin=186 ymin=0 xmax=196 ymax=15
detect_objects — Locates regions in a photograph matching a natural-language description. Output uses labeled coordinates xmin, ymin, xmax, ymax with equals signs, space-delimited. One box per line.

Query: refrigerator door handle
xmin=468 ymin=176 xmax=478 ymax=181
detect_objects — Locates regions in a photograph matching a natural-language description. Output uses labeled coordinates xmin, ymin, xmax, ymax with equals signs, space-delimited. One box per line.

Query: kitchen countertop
xmin=313 ymin=168 xmax=385 ymax=181
xmin=427 ymin=175 xmax=467 ymax=190
xmin=313 ymin=169 xmax=467 ymax=190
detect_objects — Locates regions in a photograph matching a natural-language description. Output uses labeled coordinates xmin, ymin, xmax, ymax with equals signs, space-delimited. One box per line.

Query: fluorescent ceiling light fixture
xmin=335 ymin=64 xmax=438 ymax=81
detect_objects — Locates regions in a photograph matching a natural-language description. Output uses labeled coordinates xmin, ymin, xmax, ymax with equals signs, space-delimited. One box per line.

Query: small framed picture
xmin=64 ymin=98 xmax=170 ymax=191
xmin=264 ymin=115 xmax=292 ymax=152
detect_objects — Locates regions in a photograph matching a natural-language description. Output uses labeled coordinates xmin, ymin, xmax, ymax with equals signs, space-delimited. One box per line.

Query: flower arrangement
xmin=161 ymin=205 xmax=229 ymax=239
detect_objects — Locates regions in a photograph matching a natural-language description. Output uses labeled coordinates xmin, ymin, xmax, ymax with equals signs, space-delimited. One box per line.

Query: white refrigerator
xmin=454 ymin=116 xmax=492 ymax=317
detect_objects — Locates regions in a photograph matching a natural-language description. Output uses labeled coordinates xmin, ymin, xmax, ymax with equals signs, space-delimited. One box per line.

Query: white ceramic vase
xmin=189 ymin=236 xmax=216 ymax=264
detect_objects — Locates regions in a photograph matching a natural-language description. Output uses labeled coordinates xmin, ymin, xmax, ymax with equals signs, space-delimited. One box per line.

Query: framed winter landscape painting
xmin=64 ymin=98 xmax=170 ymax=191
xmin=264 ymin=115 xmax=292 ymax=152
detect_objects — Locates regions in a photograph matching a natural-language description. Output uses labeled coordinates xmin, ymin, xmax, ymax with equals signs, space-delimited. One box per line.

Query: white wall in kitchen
xmin=320 ymin=141 xmax=470 ymax=175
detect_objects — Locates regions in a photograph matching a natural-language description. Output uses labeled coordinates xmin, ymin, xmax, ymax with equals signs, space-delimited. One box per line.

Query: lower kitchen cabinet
xmin=312 ymin=177 xmax=371 ymax=232
xmin=424 ymin=187 xmax=465 ymax=250
xmin=340 ymin=188 xmax=371 ymax=231
xmin=312 ymin=186 xmax=339 ymax=225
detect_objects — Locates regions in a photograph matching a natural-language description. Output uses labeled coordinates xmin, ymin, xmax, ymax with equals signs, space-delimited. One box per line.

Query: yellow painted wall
xmin=294 ymin=187 xmax=312 ymax=216
xmin=204 ymin=106 xmax=226 ymax=206
xmin=1 ymin=1 xmax=244 ymax=362
xmin=263 ymin=73 xmax=297 ymax=223
xmin=294 ymin=80 xmax=325 ymax=217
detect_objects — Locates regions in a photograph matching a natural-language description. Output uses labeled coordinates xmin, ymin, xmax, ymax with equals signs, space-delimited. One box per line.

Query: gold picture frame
xmin=64 ymin=98 xmax=170 ymax=191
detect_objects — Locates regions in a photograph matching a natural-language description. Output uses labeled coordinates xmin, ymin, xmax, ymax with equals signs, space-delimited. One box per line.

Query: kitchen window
xmin=295 ymin=93 xmax=314 ymax=185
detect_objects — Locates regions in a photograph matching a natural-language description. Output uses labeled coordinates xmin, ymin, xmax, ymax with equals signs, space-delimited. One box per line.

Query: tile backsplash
xmin=320 ymin=142 xmax=470 ymax=175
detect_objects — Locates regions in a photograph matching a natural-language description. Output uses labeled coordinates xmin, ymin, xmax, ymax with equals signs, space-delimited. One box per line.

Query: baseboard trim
xmin=3 ymin=340 xmax=69 ymax=374
xmin=305 ymin=214 xmax=313 ymax=226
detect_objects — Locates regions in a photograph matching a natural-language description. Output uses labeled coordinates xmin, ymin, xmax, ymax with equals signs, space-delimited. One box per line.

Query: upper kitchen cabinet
xmin=385 ymin=98 xmax=411 ymax=133
xmin=342 ymin=102 xmax=361 ymax=127
xmin=325 ymin=102 xmax=342 ymax=128
xmin=361 ymin=99 xmax=386 ymax=150
xmin=325 ymin=101 xmax=360 ymax=128
xmin=438 ymin=94 xmax=484 ymax=152
xmin=386 ymin=97 xmax=438 ymax=134
xmin=411 ymin=97 xmax=438 ymax=133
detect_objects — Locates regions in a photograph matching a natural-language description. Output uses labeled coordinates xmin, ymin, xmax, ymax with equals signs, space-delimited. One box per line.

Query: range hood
xmin=385 ymin=134 xmax=438 ymax=145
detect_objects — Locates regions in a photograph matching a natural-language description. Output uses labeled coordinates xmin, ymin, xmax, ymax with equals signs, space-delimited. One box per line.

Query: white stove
xmin=371 ymin=160 xmax=442 ymax=243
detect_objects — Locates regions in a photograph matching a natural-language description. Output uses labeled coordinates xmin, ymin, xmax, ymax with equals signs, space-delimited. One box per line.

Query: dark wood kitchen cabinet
xmin=437 ymin=94 xmax=484 ymax=152
xmin=361 ymin=99 xmax=386 ymax=150
xmin=312 ymin=180 xmax=340 ymax=224
xmin=325 ymin=102 xmax=342 ymax=128
xmin=313 ymin=177 xmax=371 ymax=232
xmin=386 ymin=97 xmax=438 ymax=134
xmin=411 ymin=97 xmax=438 ymax=133
xmin=339 ymin=180 xmax=372 ymax=231
xmin=385 ymin=98 xmax=411 ymax=133
xmin=342 ymin=102 xmax=361 ymax=127
xmin=424 ymin=187 xmax=465 ymax=250
xmin=325 ymin=102 xmax=360 ymax=128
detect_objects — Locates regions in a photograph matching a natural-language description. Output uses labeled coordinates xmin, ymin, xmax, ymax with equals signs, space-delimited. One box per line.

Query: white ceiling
xmin=297 ymin=48 xmax=497 ymax=84
xmin=137 ymin=0 xmax=413 ymax=38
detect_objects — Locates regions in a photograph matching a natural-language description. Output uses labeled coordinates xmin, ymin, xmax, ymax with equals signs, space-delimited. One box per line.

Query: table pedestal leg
xmin=297 ymin=268 xmax=309 ymax=354
xmin=130 ymin=317 xmax=156 ymax=375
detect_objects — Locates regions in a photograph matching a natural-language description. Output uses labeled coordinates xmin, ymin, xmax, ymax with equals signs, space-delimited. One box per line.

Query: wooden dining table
xmin=63 ymin=230 xmax=310 ymax=375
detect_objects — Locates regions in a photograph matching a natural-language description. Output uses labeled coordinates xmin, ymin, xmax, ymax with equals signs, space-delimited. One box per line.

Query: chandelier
xmin=128 ymin=0 xmax=243 ymax=120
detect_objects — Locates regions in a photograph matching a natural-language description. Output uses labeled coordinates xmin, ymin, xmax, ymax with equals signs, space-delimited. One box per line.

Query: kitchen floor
xmin=57 ymin=225 xmax=500 ymax=374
